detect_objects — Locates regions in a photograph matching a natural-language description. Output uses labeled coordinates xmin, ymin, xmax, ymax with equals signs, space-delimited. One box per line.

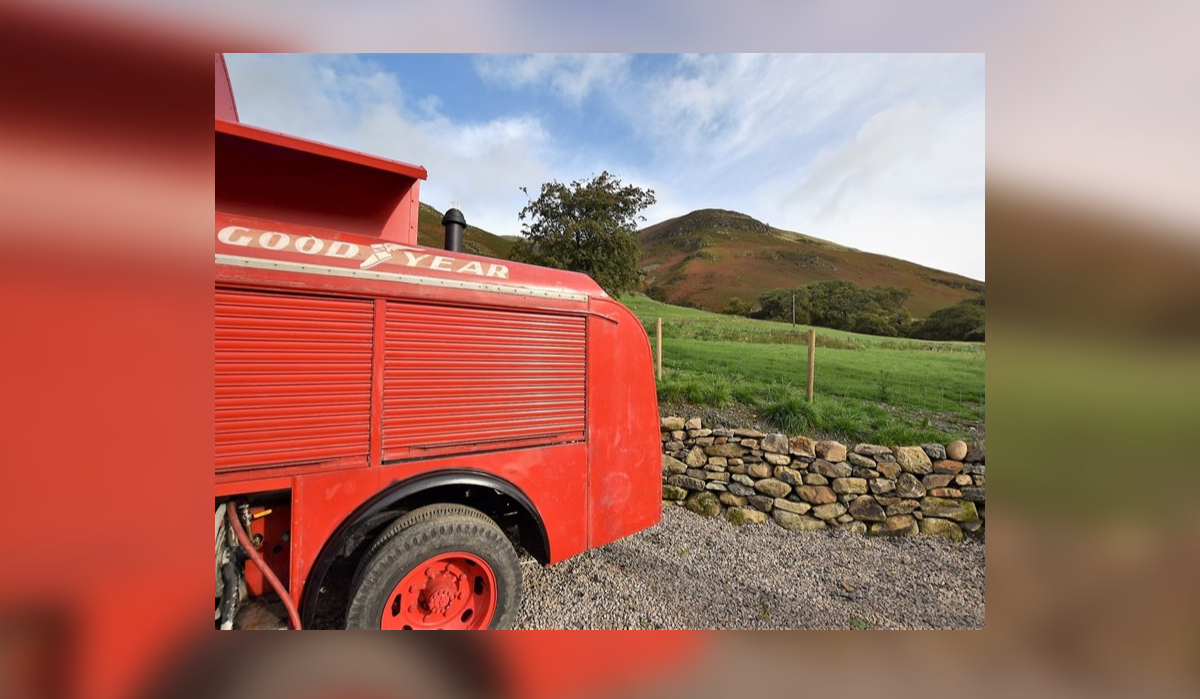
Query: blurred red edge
xmin=0 ymin=9 xmax=707 ymax=699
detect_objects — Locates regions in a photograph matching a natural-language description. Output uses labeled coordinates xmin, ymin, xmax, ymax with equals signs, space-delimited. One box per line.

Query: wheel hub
xmin=421 ymin=571 xmax=460 ymax=616
xmin=381 ymin=552 xmax=497 ymax=630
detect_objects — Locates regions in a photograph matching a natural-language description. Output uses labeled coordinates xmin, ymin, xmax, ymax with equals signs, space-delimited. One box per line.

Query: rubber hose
xmin=219 ymin=557 xmax=239 ymax=630
xmin=226 ymin=502 xmax=302 ymax=630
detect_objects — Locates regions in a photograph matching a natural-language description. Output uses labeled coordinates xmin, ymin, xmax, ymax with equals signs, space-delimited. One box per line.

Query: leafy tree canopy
xmin=752 ymin=280 xmax=911 ymax=336
xmin=508 ymin=172 xmax=656 ymax=296
xmin=722 ymin=296 xmax=754 ymax=316
xmin=911 ymin=297 xmax=985 ymax=341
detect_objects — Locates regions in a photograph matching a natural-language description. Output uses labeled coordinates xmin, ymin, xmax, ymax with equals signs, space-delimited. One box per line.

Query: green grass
xmin=622 ymin=294 xmax=984 ymax=445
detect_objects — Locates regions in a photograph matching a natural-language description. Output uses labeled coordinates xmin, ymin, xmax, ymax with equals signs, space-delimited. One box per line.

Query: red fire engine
xmin=213 ymin=54 xmax=661 ymax=629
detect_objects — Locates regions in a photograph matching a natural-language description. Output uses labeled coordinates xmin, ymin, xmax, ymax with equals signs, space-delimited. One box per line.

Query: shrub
xmin=721 ymin=296 xmax=753 ymax=316
xmin=851 ymin=313 xmax=898 ymax=337
xmin=914 ymin=298 xmax=985 ymax=341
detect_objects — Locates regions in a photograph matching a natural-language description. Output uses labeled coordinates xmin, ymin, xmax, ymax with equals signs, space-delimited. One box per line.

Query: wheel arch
xmin=300 ymin=468 xmax=549 ymax=629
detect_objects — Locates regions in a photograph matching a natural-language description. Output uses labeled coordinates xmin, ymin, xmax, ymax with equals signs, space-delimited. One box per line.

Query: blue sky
xmin=226 ymin=54 xmax=985 ymax=280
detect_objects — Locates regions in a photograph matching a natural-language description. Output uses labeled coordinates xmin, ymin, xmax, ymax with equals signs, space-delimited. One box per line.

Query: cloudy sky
xmin=226 ymin=54 xmax=985 ymax=281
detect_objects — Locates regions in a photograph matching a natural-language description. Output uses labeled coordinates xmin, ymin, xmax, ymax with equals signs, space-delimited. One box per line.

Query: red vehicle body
xmin=213 ymin=54 xmax=661 ymax=629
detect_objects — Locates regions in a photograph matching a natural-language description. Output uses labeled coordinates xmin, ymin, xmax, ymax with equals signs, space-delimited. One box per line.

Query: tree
xmin=853 ymin=314 xmax=900 ymax=336
xmin=722 ymin=296 xmax=753 ymax=316
xmin=753 ymin=288 xmax=810 ymax=323
xmin=508 ymin=172 xmax=656 ymax=296
xmin=912 ymin=298 xmax=986 ymax=341
xmin=807 ymin=280 xmax=869 ymax=329
xmin=754 ymin=281 xmax=915 ymax=334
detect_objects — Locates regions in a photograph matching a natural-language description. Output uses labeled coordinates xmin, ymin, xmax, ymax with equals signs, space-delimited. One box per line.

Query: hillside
xmin=415 ymin=203 xmax=514 ymax=258
xmin=639 ymin=209 xmax=984 ymax=318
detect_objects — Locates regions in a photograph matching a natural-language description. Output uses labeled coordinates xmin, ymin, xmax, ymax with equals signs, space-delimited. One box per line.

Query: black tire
xmin=345 ymin=503 xmax=520 ymax=630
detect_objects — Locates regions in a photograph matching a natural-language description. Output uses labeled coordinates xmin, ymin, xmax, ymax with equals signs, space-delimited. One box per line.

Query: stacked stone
xmin=660 ymin=417 xmax=984 ymax=540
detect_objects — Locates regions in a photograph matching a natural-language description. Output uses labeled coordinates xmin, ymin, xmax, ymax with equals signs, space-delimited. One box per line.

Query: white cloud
xmin=225 ymin=53 xmax=556 ymax=237
xmin=474 ymin=54 xmax=632 ymax=105
xmin=794 ymin=103 xmax=939 ymax=219
xmin=225 ymin=53 xmax=985 ymax=280
xmin=602 ymin=54 xmax=985 ymax=279
xmin=777 ymin=101 xmax=985 ymax=278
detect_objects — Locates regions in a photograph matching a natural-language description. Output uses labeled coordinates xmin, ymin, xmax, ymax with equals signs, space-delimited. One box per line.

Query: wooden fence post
xmin=806 ymin=328 xmax=816 ymax=403
xmin=656 ymin=317 xmax=663 ymax=380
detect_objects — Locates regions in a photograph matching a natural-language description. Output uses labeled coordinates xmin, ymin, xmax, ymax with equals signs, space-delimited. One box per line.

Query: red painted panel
xmin=215 ymin=288 xmax=373 ymax=473
xmin=216 ymin=120 xmax=426 ymax=244
xmin=243 ymin=505 xmax=290 ymax=597
xmin=586 ymin=299 xmax=662 ymax=548
xmin=382 ymin=301 xmax=587 ymax=455
xmin=289 ymin=442 xmax=591 ymax=601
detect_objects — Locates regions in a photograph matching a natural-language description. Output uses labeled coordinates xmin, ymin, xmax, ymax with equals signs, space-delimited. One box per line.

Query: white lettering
xmin=295 ymin=237 xmax=325 ymax=255
xmin=217 ymin=227 xmax=515 ymax=283
xmin=259 ymin=231 xmax=289 ymax=250
xmin=217 ymin=226 xmax=253 ymax=246
xmin=327 ymin=241 xmax=359 ymax=259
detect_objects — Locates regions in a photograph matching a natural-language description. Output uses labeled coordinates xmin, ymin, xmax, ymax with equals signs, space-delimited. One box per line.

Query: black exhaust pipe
xmin=442 ymin=208 xmax=466 ymax=253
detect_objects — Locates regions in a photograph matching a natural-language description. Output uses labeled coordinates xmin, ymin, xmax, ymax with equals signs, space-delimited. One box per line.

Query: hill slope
xmin=416 ymin=203 xmax=513 ymax=259
xmin=639 ymin=209 xmax=983 ymax=318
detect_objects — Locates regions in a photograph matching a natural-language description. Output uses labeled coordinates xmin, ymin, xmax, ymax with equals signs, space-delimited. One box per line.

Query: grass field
xmin=621 ymin=295 xmax=985 ymax=445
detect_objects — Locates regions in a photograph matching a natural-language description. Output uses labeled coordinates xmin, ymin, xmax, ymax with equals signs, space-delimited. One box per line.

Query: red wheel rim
xmin=380 ymin=552 xmax=497 ymax=630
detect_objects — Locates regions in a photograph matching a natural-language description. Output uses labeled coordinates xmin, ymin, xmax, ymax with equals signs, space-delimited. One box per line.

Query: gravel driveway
xmin=515 ymin=505 xmax=984 ymax=629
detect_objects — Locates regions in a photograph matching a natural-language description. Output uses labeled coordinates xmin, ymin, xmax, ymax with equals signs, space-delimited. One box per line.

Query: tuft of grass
xmin=751 ymin=389 xmax=958 ymax=445
xmin=760 ymin=393 xmax=824 ymax=434
xmin=817 ymin=335 xmax=864 ymax=350
xmin=820 ymin=400 xmax=873 ymax=438
xmin=869 ymin=419 xmax=947 ymax=446
xmin=848 ymin=617 xmax=872 ymax=630
xmin=682 ymin=378 xmax=709 ymax=404
xmin=732 ymin=383 xmax=761 ymax=405
xmin=876 ymin=370 xmax=894 ymax=403
xmin=658 ymin=371 xmax=733 ymax=407
xmin=656 ymin=375 xmax=688 ymax=403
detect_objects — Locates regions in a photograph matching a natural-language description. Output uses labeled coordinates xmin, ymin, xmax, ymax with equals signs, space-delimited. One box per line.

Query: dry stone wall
xmin=660 ymin=416 xmax=985 ymax=541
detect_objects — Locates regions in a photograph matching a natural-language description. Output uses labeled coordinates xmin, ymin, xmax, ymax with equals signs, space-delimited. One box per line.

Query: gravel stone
xmin=516 ymin=506 xmax=985 ymax=629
